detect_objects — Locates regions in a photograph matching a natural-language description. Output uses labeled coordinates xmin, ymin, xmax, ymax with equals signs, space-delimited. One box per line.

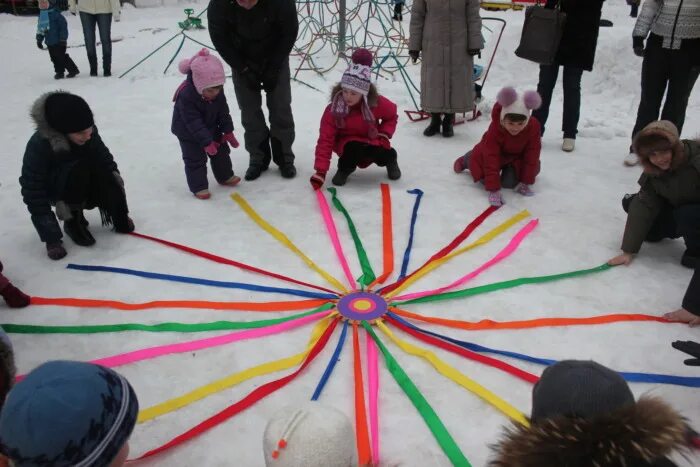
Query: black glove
xmin=672 ymin=340 xmax=700 ymax=366
xmin=240 ymin=66 xmax=262 ymax=91
xmin=468 ymin=48 xmax=481 ymax=59
xmin=261 ymin=67 xmax=279 ymax=93
xmin=633 ymin=36 xmax=644 ymax=57
xmin=408 ymin=50 xmax=419 ymax=64
xmin=36 ymin=34 xmax=44 ymax=49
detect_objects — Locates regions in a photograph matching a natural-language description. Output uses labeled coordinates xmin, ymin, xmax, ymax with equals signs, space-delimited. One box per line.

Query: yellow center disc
xmin=353 ymin=299 xmax=372 ymax=311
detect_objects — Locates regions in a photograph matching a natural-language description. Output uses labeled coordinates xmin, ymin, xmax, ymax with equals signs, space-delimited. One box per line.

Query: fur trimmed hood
xmin=30 ymin=91 xmax=71 ymax=153
xmin=490 ymin=396 xmax=690 ymax=467
xmin=632 ymin=120 xmax=685 ymax=176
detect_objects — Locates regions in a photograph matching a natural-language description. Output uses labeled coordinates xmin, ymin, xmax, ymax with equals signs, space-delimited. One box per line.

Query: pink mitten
xmin=204 ymin=141 xmax=220 ymax=156
xmin=310 ymin=172 xmax=326 ymax=191
xmin=222 ymin=132 xmax=240 ymax=148
xmin=488 ymin=191 xmax=504 ymax=207
xmin=515 ymin=183 xmax=534 ymax=197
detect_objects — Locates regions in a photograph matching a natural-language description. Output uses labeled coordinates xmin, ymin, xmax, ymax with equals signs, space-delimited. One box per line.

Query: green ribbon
xmin=362 ymin=321 xmax=471 ymax=467
xmin=1 ymin=305 xmax=334 ymax=334
xmin=327 ymin=188 xmax=376 ymax=287
xmin=393 ymin=264 xmax=611 ymax=305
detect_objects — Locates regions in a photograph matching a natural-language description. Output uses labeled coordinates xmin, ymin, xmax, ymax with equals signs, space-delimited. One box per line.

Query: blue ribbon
xmin=66 ymin=264 xmax=338 ymax=300
xmin=388 ymin=312 xmax=700 ymax=388
xmin=399 ymin=188 xmax=424 ymax=280
xmin=311 ymin=320 xmax=348 ymax=401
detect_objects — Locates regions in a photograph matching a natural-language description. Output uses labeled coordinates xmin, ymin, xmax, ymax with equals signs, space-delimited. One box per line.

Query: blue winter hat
xmin=0 ymin=360 xmax=139 ymax=467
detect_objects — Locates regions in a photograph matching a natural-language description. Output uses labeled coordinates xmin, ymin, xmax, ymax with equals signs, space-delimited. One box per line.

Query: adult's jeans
xmin=79 ymin=12 xmax=112 ymax=73
xmin=532 ymin=64 xmax=584 ymax=139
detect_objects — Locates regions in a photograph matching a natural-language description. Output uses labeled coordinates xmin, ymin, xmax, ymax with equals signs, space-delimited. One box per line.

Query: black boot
xmin=103 ymin=65 xmax=111 ymax=77
xmin=423 ymin=113 xmax=442 ymax=137
xmin=332 ymin=169 xmax=353 ymax=186
xmin=386 ymin=156 xmax=401 ymax=180
xmin=89 ymin=56 xmax=98 ymax=77
xmin=442 ymin=113 xmax=455 ymax=137
xmin=280 ymin=164 xmax=297 ymax=179
xmin=245 ymin=165 xmax=265 ymax=181
xmin=54 ymin=73 xmax=65 ymax=80
xmin=64 ymin=211 xmax=95 ymax=246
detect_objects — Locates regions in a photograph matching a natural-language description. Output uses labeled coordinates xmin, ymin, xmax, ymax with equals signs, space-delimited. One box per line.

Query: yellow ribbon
xmin=384 ymin=210 xmax=530 ymax=299
xmin=231 ymin=193 xmax=348 ymax=293
xmin=377 ymin=321 xmax=529 ymax=426
xmin=138 ymin=315 xmax=333 ymax=423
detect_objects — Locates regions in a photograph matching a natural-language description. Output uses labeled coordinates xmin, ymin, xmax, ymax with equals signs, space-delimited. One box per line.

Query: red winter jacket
xmin=469 ymin=103 xmax=542 ymax=191
xmin=314 ymin=95 xmax=398 ymax=174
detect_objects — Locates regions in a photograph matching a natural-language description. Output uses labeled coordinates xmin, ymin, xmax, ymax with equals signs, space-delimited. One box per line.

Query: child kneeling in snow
xmin=310 ymin=48 xmax=400 ymax=190
xmin=453 ymin=87 xmax=542 ymax=207
xmin=172 ymin=49 xmax=241 ymax=200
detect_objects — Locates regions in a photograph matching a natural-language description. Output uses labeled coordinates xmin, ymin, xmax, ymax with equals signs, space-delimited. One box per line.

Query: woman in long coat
xmin=409 ymin=0 xmax=483 ymax=138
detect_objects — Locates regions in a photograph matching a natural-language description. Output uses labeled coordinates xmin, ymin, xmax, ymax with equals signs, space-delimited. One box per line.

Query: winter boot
xmin=195 ymin=189 xmax=212 ymax=199
xmin=423 ymin=113 xmax=442 ymax=137
xmin=221 ymin=176 xmax=241 ymax=187
xmin=66 ymin=70 xmax=79 ymax=78
xmin=562 ymin=138 xmax=576 ymax=152
xmin=64 ymin=211 xmax=95 ymax=246
xmin=442 ymin=113 xmax=455 ymax=137
xmin=386 ymin=153 xmax=401 ymax=180
xmin=453 ymin=151 xmax=472 ymax=173
xmin=280 ymin=164 xmax=297 ymax=179
xmin=54 ymin=73 xmax=65 ymax=80
xmin=332 ymin=169 xmax=353 ymax=186
xmin=245 ymin=165 xmax=266 ymax=181
xmin=88 ymin=56 xmax=98 ymax=77
xmin=46 ymin=242 xmax=67 ymax=260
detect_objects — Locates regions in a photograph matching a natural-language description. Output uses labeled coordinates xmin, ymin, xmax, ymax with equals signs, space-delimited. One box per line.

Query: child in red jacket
xmin=310 ymin=49 xmax=400 ymax=189
xmin=454 ymin=87 xmax=542 ymax=207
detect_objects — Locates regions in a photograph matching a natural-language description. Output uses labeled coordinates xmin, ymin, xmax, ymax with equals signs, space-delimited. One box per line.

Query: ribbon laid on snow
xmin=398 ymin=188 xmax=423 ymax=280
xmin=367 ymin=328 xmax=380 ymax=466
xmin=134 ymin=318 xmax=340 ymax=460
xmin=393 ymin=219 xmax=539 ymax=301
xmin=391 ymin=307 xmax=669 ymax=331
xmin=315 ymin=190 xmax=356 ymax=289
xmin=87 ymin=307 xmax=333 ymax=370
xmin=353 ymin=323 xmax=372 ymax=465
xmin=30 ymin=296 xmax=330 ymax=312
xmin=2 ymin=309 xmax=324 ymax=334
xmin=378 ymin=321 xmax=529 ymax=425
xmin=368 ymin=184 xmax=394 ymax=289
xmin=361 ymin=322 xmax=470 ymax=466
xmin=311 ymin=320 xmax=348 ymax=401
xmin=138 ymin=316 xmax=333 ymax=423
xmin=66 ymin=264 xmax=337 ymax=300
xmin=328 ymin=188 xmax=376 ymax=287
xmin=390 ymin=313 xmax=700 ymax=388
xmin=129 ymin=232 xmax=337 ymax=294
xmin=231 ymin=193 xmax=348 ymax=293
xmin=394 ymin=263 xmax=612 ymax=305
xmin=383 ymin=210 xmax=530 ymax=299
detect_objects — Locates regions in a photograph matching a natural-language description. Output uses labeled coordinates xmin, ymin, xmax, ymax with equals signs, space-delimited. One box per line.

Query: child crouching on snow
xmin=453 ymin=87 xmax=542 ymax=207
xmin=310 ymin=48 xmax=400 ymax=190
xmin=172 ymin=49 xmax=241 ymax=200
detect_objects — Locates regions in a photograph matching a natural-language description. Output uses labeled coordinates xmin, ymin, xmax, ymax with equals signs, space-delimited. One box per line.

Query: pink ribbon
xmin=393 ymin=220 xmax=539 ymax=301
xmin=367 ymin=331 xmax=380 ymax=465
xmin=316 ymin=190 xmax=356 ymax=289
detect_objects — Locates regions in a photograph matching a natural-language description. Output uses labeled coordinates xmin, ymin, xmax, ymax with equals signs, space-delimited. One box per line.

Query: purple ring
xmin=337 ymin=291 xmax=388 ymax=321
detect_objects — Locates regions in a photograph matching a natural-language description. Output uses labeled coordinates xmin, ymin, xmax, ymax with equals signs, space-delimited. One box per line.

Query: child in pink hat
xmin=171 ymin=49 xmax=241 ymax=199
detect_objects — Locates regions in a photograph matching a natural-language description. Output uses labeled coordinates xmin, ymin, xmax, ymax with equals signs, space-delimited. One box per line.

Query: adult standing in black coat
xmin=208 ymin=0 xmax=299 ymax=181
xmin=532 ymin=0 xmax=605 ymax=153
xmin=664 ymin=268 xmax=700 ymax=326
xmin=19 ymin=92 xmax=134 ymax=260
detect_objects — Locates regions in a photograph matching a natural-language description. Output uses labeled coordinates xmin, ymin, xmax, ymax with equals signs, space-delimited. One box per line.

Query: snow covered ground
xmin=0 ymin=1 xmax=698 ymax=466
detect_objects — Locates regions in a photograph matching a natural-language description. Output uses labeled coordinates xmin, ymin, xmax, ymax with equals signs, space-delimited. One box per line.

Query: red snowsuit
xmin=314 ymin=95 xmax=398 ymax=174
xmin=469 ymin=103 xmax=542 ymax=191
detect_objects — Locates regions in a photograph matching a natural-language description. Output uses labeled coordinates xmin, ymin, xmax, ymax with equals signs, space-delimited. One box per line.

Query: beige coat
xmin=69 ymin=0 xmax=120 ymax=19
xmin=409 ymin=0 xmax=483 ymax=113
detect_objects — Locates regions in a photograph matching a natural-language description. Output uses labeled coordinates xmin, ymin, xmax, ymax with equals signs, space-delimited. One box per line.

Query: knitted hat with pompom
xmin=497 ymin=86 xmax=541 ymax=123
xmin=178 ymin=48 xmax=226 ymax=95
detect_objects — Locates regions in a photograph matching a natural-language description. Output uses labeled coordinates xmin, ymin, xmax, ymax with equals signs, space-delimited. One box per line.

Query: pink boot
xmin=453 ymin=151 xmax=472 ymax=173
xmin=221 ymin=175 xmax=241 ymax=187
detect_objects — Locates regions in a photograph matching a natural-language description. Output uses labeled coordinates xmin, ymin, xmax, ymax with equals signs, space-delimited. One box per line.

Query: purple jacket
xmin=171 ymin=75 xmax=234 ymax=147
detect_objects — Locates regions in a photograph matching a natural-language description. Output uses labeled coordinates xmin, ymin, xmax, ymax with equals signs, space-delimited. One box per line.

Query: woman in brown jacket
xmin=408 ymin=0 xmax=483 ymax=138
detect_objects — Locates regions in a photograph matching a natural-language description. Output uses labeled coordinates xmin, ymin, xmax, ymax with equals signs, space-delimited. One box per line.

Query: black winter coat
xmin=19 ymin=93 xmax=119 ymax=244
xmin=546 ymin=0 xmax=605 ymax=71
xmin=684 ymin=268 xmax=699 ymax=317
xmin=207 ymin=0 xmax=298 ymax=74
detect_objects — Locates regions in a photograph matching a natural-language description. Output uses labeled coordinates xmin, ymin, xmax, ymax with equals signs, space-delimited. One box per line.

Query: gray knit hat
xmin=531 ymin=360 xmax=635 ymax=422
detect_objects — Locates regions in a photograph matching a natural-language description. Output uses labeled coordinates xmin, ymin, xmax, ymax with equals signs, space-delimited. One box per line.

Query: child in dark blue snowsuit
xmin=36 ymin=0 xmax=79 ymax=79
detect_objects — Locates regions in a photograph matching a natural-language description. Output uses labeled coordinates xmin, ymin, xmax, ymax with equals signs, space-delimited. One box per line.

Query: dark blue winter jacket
xmin=38 ymin=9 xmax=69 ymax=47
xmin=171 ymin=74 xmax=234 ymax=148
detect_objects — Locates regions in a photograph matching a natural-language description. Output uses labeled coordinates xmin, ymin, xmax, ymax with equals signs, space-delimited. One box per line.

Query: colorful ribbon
xmin=134 ymin=318 xmax=339 ymax=460
xmin=398 ymin=188 xmax=423 ymax=280
xmin=367 ymin=328 xmax=380 ymax=466
xmin=129 ymin=232 xmax=337 ymax=294
xmin=66 ymin=264 xmax=337 ymax=299
xmin=328 ymin=188 xmax=376 ymax=287
xmin=361 ymin=322 xmax=470 ymax=466
xmin=315 ymin=190 xmax=356 ymax=289
xmin=392 ymin=219 xmax=538 ymax=301
xmin=352 ymin=323 xmax=372 ymax=465
xmin=30 ymin=296 xmax=330 ymax=312
xmin=311 ymin=320 xmax=348 ymax=401
xmin=368 ymin=184 xmax=394 ymax=289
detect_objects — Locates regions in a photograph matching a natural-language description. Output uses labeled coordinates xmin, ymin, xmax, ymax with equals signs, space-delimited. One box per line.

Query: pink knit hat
xmin=178 ymin=49 xmax=226 ymax=95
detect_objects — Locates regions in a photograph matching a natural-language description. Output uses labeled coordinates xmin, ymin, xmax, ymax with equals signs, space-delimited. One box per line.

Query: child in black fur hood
xmin=490 ymin=360 xmax=698 ymax=467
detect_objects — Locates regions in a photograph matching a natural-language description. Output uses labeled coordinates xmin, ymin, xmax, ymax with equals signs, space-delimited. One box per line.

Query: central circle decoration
xmin=337 ymin=291 xmax=388 ymax=321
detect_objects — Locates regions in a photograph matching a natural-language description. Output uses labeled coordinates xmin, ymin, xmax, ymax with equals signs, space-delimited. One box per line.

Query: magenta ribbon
xmin=367 ymin=331 xmax=380 ymax=465
xmin=316 ymin=190 xmax=356 ymax=289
